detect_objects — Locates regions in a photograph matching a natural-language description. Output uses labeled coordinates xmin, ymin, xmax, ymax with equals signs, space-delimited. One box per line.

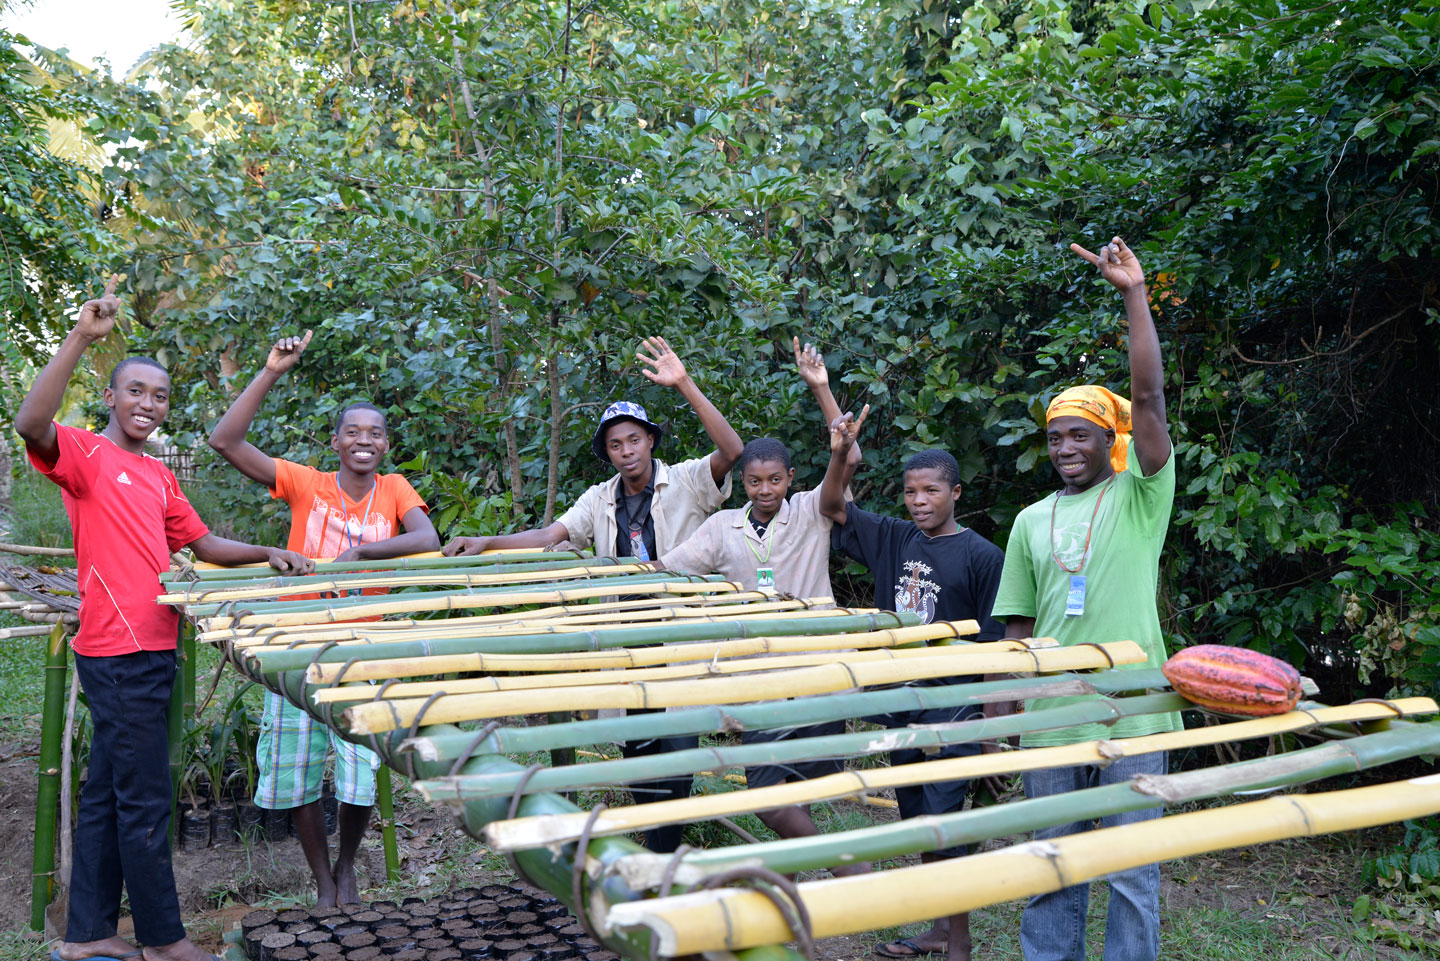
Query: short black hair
xmin=108 ymin=356 xmax=168 ymax=389
xmin=335 ymin=401 xmax=387 ymax=434
xmin=738 ymin=438 xmax=791 ymax=474
xmin=902 ymin=449 xmax=960 ymax=488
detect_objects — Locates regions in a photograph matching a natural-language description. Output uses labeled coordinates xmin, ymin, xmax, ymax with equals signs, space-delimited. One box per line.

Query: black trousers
xmin=620 ymin=723 xmax=697 ymax=853
xmin=67 ymin=649 xmax=186 ymax=946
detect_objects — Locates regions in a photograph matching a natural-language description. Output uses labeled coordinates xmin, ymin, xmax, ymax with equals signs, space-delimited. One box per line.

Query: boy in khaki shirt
xmin=654 ymin=339 xmax=867 ymax=872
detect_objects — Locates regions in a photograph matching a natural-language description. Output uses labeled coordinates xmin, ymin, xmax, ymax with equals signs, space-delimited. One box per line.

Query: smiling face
xmin=1047 ymin=414 xmax=1115 ymax=493
xmin=742 ymin=458 xmax=794 ymax=523
xmin=604 ymin=419 xmax=656 ymax=488
xmin=103 ymin=362 xmax=170 ymax=450
xmin=903 ymin=466 xmax=962 ymax=536
xmin=331 ymin=407 xmax=389 ymax=477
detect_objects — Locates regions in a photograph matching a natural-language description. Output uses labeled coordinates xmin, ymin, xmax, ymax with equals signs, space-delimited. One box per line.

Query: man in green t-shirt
xmin=989 ymin=236 xmax=1178 ymax=961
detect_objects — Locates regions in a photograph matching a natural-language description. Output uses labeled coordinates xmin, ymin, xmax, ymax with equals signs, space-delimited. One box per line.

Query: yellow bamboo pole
xmin=479 ymin=697 xmax=1437 ymax=850
xmin=604 ymin=774 xmax=1440 ymax=955
xmin=346 ymin=642 xmax=1148 ymax=734
xmin=159 ymin=561 xmax=656 ymax=603
xmin=198 ymin=593 xmax=822 ymax=644
xmin=218 ymin=600 xmax=856 ymax=650
xmin=306 ymin=622 xmax=982 ymax=684
xmin=312 ymin=639 xmax=1023 ymax=703
xmin=198 ymin=579 xmax=742 ymax=630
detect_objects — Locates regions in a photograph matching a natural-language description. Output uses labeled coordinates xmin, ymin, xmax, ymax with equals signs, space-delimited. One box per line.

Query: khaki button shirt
xmin=556 ymin=455 xmax=732 ymax=558
xmin=659 ymin=489 xmax=833 ymax=603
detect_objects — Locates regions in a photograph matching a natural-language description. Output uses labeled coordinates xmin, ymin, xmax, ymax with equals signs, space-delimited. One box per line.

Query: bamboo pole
xmin=420 ymin=692 xmax=1191 ymax=803
xmin=307 ymin=621 xmax=979 ymax=684
xmin=200 ymin=576 xmax=735 ymax=629
xmin=30 ymin=623 xmax=67 ymax=931
xmin=202 ymin=592 xmax=821 ymax=645
xmin=375 ymin=766 xmax=401 ymax=881
xmin=240 ymin=611 xmax=926 ymax=677
xmin=312 ymin=638 xmax=1015 ymax=702
xmin=161 ymin=560 xmax=655 ymax=606
xmin=612 ymin=721 xmax=1440 ymax=884
xmin=402 ymin=670 xmax=1169 ymax=763
xmin=225 ymin=603 xmax=858 ymax=652
xmin=343 ymin=642 xmax=1148 ymax=735
xmin=480 ymin=697 xmax=1437 ymax=850
xmin=0 ymin=623 xmax=58 ymax=639
xmin=159 ymin=549 xmax=589 ymax=581
xmin=605 ymin=775 xmax=1440 ymax=955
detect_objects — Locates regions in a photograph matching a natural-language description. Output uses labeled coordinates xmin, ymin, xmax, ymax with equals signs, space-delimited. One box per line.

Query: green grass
xmin=1 ymin=470 xmax=71 ymax=551
xmin=0 ymin=613 xmax=49 ymax=744
xmin=0 ymin=930 xmax=51 ymax=961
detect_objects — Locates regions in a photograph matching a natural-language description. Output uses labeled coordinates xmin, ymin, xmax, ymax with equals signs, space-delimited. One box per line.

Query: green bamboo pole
xmin=417 ymin=693 xmax=1191 ymax=803
xmin=30 ymin=623 xmax=67 ymax=931
xmin=374 ymin=766 xmax=401 ymax=882
xmin=158 ymin=549 xmax=591 ymax=582
xmin=243 ymin=611 xmax=920 ymax=677
xmin=184 ymin=571 xmax=727 ymax=618
xmin=613 ymin=721 xmax=1440 ymax=881
xmin=181 ymin=620 xmax=196 ymax=719
xmin=402 ymin=669 xmax=1170 ymax=761
xmin=167 ymin=620 xmax=185 ymax=848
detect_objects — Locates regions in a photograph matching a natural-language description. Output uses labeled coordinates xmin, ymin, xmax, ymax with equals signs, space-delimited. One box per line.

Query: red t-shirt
xmin=270 ymin=459 xmax=427 ymax=607
xmin=28 ymin=424 xmax=210 ymax=657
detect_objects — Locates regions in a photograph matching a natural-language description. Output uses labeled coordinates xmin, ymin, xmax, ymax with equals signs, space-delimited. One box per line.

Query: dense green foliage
xmin=3 ymin=0 xmax=1438 ymax=702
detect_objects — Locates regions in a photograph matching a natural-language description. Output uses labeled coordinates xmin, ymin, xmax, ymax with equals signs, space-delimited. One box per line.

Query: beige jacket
xmin=556 ymin=455 xmax=732 ymax=558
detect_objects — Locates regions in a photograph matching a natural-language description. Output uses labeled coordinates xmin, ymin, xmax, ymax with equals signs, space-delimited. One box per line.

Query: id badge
xmin=628 ymin=528 xmax=651 ymax=562
xmin=1065 ymin=574 xmax=1086 ymax=616
xmin=756 ymin=567 xmax=775 ymax=589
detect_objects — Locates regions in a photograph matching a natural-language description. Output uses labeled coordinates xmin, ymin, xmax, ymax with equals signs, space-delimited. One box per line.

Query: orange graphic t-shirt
xmin=270 ymin=460 xmax=428 ymax=607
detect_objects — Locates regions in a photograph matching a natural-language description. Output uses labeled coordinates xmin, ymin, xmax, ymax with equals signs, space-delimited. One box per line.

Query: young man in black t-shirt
xmin=820 ymin=414 xmax=1004 ymax=961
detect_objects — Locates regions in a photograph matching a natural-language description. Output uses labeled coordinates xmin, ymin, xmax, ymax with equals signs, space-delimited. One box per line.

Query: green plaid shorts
xmin=255 ymin=690 xmax=380 ymax=810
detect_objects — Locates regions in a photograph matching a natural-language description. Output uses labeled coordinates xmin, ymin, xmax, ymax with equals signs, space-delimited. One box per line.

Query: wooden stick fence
xmin=158 ymin=553 xmax=1440 ymax=961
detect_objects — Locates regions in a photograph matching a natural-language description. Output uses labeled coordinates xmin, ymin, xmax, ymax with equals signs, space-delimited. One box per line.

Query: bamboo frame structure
xmin=158 ymin=553 xmax=1440 ymax=961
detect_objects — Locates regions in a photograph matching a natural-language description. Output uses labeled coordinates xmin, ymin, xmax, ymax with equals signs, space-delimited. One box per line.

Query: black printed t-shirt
xmin=834 ymin=502 xmax=1006 ymax=658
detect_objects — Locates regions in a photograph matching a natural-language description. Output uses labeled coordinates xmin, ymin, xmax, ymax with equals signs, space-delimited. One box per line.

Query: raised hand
xmin=1071 ymin=236 xmax=1145 ymax=293
xmin=443 ymin=535 xmax=490 ymax=557
xmin=793 ymin=336 xmax=828 ymax=389
xmin=828 ymin=405 xmax=870 ymax=454
xmin=265 ymin=330 xmax=313 ymax=375
xmin=636 ymin=336 xmax=688 ymax=388
xmin=74 ymin=274 xmax=122 ymax=342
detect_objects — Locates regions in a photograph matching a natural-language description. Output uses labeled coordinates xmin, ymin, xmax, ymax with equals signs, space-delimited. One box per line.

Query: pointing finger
xmin=1069 ymin=243 xmax=1099 ymax=265
xmin=103 ymin=273 xmax=120 ymax=297
xmin=851 ymin=403 xmax=871 ymax=435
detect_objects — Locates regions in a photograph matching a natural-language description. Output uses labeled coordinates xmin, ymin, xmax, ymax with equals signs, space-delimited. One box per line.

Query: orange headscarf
xmin=1046 ymin=386 xmax=1131 ymax=473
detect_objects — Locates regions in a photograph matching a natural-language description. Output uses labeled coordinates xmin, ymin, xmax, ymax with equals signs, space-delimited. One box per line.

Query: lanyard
xmin=336 ymin=474 xmax=378 ymax=553
xmin=742 ymin=502 xmax=776 ymax=565
xmin=1050 ymin=473 xmax=1114 ymax=574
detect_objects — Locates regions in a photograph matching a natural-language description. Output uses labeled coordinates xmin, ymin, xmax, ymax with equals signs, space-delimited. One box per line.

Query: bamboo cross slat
xmin=312 ymin=637 xmax=1018 ymax=702
xmin=306 ymin=621 xmax=980 ymax=684
xmin=341 ymin=642 xmax=1148 ymax=734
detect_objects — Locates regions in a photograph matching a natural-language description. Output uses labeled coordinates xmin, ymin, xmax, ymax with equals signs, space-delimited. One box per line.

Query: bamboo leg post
xmin=167 ymin=621 xmax=186 ymax=848
xmin=182 ymin=620 xmax=197 ymax=718
xmin=31 ymin=623 xmax=67 ymax=931
xmin=375 ymin=765 xmax=401 ymax=882
xmin=548 ymin=711 xmax=575 ymax=771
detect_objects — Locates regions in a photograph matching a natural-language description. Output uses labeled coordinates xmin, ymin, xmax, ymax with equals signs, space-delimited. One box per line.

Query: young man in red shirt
xmin=16 ymin=277 xmax=312 ymax=961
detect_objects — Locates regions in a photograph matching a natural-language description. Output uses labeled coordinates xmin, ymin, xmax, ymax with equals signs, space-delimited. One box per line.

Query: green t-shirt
xmin=992 ymin=446 xmax=1182 ymax=747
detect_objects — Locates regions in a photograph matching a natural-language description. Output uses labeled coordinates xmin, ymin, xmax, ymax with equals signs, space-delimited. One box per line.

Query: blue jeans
xmin=1019 ymin=751 xmax=1167 ymax=961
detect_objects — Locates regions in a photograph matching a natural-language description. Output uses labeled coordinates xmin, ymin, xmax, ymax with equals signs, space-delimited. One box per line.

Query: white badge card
xmin=1065 ymin=574 xmax=1086 ymax=616
xmin=756 ymin=567 xmax=775 ymax=589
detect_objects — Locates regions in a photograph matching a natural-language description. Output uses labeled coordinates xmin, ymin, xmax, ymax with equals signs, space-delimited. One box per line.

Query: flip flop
xmin=873 ymin=937 xmax=942 ymax=959
xmin=50 ymin=951 xmax=142 ymax=961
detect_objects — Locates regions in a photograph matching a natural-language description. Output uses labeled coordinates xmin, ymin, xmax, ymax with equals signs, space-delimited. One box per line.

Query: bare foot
xmin=141 ymin=937 xmax=219 ymax=961
xmin=333 ymin=858 xmax=362 ymax=905
xmin=831 ymin=859 xmax=873 ymax=878
xmin=56 ymin=936 xmax=140 ymax=960
xmin=876 ymin=922 xmax=948 ymax=958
